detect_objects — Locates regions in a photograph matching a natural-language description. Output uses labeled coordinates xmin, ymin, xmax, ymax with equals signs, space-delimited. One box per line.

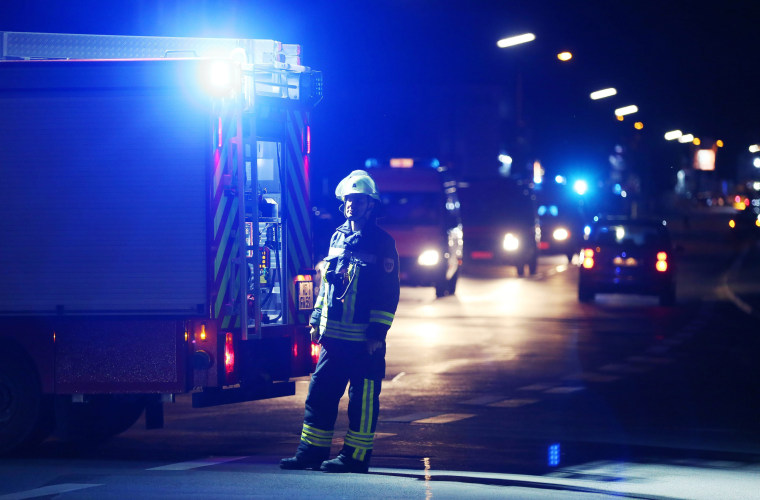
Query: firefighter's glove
xmin=309 ymin=326 xmax=320 ymax=343
xmin=366 ymin=339 xmax=384 ymax=356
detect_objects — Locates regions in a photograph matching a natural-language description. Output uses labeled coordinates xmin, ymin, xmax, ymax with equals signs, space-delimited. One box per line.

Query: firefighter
xmin=280 ymin=170 xmax=400 ymax=473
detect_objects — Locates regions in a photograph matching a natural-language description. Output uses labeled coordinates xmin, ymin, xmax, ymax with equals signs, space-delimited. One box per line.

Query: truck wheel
xmin=54 ymin=395 xmax=146 ymax=444
xmin=447 ymin=271 xmax=459 ymax=296
xmin=435 ymin=282 xmax=448 ymax=298
xmin=516 ymin=264 xmax=525 ymax=276
xmin=0 ymin=353 xmax=54 ymax=455
xmin=528 ymin=256 xmax=538 ymax=275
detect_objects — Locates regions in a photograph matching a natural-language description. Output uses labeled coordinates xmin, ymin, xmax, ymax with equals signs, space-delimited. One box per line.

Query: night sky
xmin=3 ymin=1 xmax=759 ymax=199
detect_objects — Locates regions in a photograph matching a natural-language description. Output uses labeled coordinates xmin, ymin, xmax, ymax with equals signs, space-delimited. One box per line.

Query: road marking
xmin=148 ymin=456 xmax=248 ymax=471
xmin=391 ymin=371 xmax=406 ymax=383
xmin=563 ymin=373 xmax=619 ymax=383
xmin=382 ymin=412 xmax=441 ymax=423
xmin=412 ymin=413 xmax=475 ymax=424
xmin=459 ymin=395 xmax=507 ymax=405
xmin=518 ymin=383 xmax=554 ymax=391
xmin=544 ymin=386 xmax=585 ymax=394
xmin=0 ymin=484 xmax=101 ymax=500
xmin=488 ymin=398 xmax=539 ymax=408
xmin=280 ymin=432 xmax=396 ymax=446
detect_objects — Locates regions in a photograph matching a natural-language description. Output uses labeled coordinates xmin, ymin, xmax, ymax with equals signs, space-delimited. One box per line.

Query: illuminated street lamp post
xmin=497 ymin=33 xmax=537 ymax=177
xmin=497 ymin=33 xmax=536 ymax=48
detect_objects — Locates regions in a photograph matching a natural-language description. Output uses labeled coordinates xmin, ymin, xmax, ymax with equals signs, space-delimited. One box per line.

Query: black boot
xmin=320 ymin=453 xmax=369 ymax=473
xmin=279 ymin=453 xmax=327 ymax=470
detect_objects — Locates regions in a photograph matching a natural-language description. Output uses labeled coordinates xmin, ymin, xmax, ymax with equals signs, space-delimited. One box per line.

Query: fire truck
xmin=0 ymin=32 xmax=322 ymax=454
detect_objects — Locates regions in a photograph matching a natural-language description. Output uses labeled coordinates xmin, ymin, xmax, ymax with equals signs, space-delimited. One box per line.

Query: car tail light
xmin=656 ymin=251 xmax=668 ymax=272
xmin=581 ymin=248 xmax=595 ymax=269
xmin=224 ymin=332 xmax=235 ymax=375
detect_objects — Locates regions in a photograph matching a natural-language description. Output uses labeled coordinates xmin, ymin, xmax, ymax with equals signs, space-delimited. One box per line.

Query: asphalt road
xmin=2 ymin=208 xmax=760 ymax=499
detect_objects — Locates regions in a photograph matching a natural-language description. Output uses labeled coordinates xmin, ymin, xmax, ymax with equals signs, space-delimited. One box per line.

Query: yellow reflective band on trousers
xmin=300 ymin=423 xmax=333 ymax=448
xmin=348 ymin=379 xmax=376 ymax=461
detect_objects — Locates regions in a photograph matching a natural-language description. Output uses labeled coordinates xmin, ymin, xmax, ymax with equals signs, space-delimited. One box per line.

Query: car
xmin=458 ymin=177 xmax=540 ymax=276
xmin=578 ymin=217 xmax=677 ymax=306
xmin=537 ymin=203 xmax=583 ymax=262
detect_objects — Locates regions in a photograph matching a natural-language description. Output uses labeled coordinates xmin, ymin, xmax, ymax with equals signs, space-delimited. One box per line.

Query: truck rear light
xmin=581 ymin=248 xmax=595 ymax=269
xmin=224 ymin=333 xmax=235 ymax=375
xmin=311 ymin=342 xmax=321 ymax=367
xmin=656 ymin=252 xmax=668 ymax=272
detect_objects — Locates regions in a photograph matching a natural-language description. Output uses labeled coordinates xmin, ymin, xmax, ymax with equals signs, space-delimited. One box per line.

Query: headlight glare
xmin=503 ymin=233 xmax=519 ymax=251
xmin=418 ymin=249 xmax=441 ymax=266
xmin=553 ymin=228 xmax=569 ymax=241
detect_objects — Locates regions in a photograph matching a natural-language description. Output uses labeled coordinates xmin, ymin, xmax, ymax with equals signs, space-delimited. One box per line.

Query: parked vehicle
xmin=578 ymin=217 xmax=677 ymax=306
xmin=367 ymin=158 xmax=462 ymax=297
xmin=0 ymin=32 xmax=322 ymax=454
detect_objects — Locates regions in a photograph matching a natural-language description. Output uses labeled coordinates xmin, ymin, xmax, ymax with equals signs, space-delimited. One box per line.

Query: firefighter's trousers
xmin=296 ymin=338 xmax=385 ymax=463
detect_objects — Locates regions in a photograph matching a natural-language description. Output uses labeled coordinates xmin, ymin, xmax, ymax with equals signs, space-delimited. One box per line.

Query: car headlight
xmin=552 ymin=228 xmax=569 ymax=241
xmin=418 ymin=249 xmax=441 ymax=266
xmin=503 ymin=233 xmax=519 ymax=252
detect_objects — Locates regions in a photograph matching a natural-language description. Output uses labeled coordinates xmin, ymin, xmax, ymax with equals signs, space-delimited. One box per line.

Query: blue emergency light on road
xmin=548 ymin=443 xmax=561 ymax=467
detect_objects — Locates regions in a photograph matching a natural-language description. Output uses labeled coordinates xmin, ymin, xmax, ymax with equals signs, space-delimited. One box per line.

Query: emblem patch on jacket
xmin=384 ymin=258 xmax=395 ymax=273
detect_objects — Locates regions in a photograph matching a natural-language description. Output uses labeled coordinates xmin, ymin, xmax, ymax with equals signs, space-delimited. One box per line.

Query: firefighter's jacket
xmin=310 ymin=220 xmax=400 ymax=343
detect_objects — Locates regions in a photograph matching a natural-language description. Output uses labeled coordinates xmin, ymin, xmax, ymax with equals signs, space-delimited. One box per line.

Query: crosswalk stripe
xmin=487 ymin=399 xmax=539 ymax=408
xmin=0 ymin=484 xmax=101 ymax=500
xmin=148 ymin=456 xmax=248 ymax=471
xmin=518 ymin=383 xmax=554 ymax=391
xmin=544 ymin=386 xmax=585 ymax=394
xmin=382 ymin=412 xmax=440 ymax=423
xmin=459 ymin=395 xmax=507 ymax=405
xmin=412 ymin=413 xmax=475 ymax=424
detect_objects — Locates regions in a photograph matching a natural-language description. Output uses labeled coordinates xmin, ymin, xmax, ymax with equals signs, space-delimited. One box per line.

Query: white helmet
xmin=334 ymin=170 xmax=380 ymax=200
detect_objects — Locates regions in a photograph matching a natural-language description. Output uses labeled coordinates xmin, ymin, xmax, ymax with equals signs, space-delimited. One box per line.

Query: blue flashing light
xmin=365 ymin=158 xmax=379 ymax=168
xmin=431 ymin=158 xmax=441 ymax=168
xmin=573 ymin=179 xmax=589 ymax=196
xmin=199 ymin=59 xmax=235 ymax=97
xmin=548 ymin=443 xmax=561 ymax=467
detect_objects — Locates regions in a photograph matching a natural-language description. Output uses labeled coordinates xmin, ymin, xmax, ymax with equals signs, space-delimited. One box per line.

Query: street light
xmin=678 ymin=134 xmax=694 ymax=143
xmin=497 ymin=33 xmax=536 ymax=48
xmin=664 ymin=130 xmax=683 ymax=141
xmin=614 ymin=105 xmax=638 ymax=117
xmin=590 ymin=88 xmax=617 ymax=100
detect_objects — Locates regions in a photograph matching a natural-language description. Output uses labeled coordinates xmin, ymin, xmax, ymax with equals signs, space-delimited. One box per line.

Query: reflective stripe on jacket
xmin=310 ymin=220 xmax=400 ymax=342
